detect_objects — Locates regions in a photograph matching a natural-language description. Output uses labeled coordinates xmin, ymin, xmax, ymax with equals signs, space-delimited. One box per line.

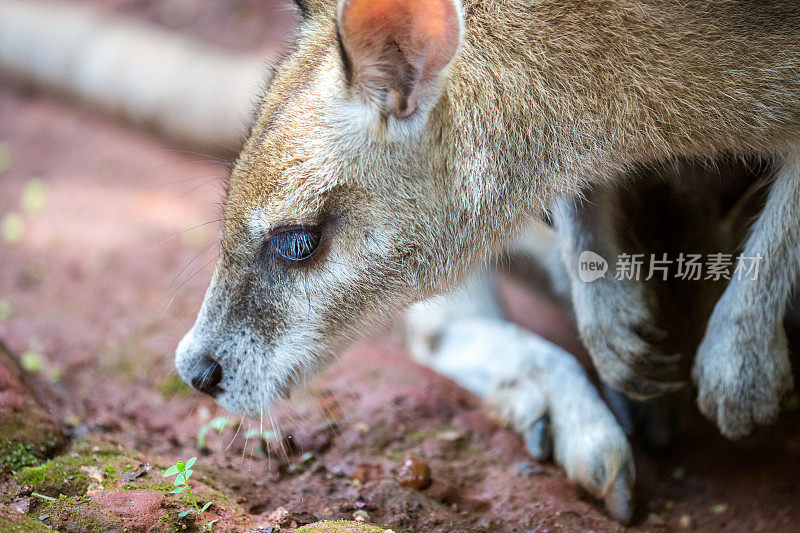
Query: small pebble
xmin=710 ymin=503 xmax=728 ymax=514
xmin=80 ymin=465 xmax=106 ymax=483
xmin=646 ymin=513 xmax=666 ymax=527
xmin=514 ymin=461 xmax=545 ymax=477
xmin=10 ymin=498 xmax=31 ymax=513
xmin=86 ymin=482 xmax=103 ymax=495
xmin=436 ymin=429 xmax=465 ymax=443
xmin=396 ymin=457 xmax=431 ymax=490
xmin=678 ymin=514 xmax=694 ymax=529
xmin=353 ymin=510 xmax=370 ymax=522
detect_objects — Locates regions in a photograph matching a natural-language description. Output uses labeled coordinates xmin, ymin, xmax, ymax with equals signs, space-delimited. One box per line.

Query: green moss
xmin=159 ymin=507 xmax=202 ymax=533
xmin=12 ymin=442 xmax=146 ymax=498
xmin=159 ymin=373 xmax=192 ymax=399
xmin=13 ymin=459 xmax=90 ymax=498
xmin=9 ymin=440 xmax=246 ymax=531
xmin=2 ymin=443 xmax=41 ymax=473
xmin=35 ymin=496 xmax=104 ymax=532
xmin=0 ymin=505 xmax=53 ymax=532
xmin=0 ymin=416 xmax=65 ymax=473
xmin=296 ymin=520 xmax=394 ymax=533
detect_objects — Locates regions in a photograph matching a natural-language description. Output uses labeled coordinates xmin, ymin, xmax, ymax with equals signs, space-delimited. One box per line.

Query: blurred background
xmin=1 ymin=1 xmax=799 ymax=531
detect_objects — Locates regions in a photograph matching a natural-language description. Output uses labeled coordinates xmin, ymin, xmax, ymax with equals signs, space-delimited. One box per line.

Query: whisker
xmin=268 ymin=408 xmax=289 ymax=462
xmin=226 ymin=417 xmax=243 ymax=452
xmin=161 ymin=228 xmax=251 ymax=302
xmin=241 ymin=420 xmax=250 ymax=464
xmin=157 ymin=218 xmax=244 ymax=246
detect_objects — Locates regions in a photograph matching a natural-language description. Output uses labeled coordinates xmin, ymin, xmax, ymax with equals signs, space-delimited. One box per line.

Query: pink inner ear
xmin=340 ymin=0 xmax=461 ymax=85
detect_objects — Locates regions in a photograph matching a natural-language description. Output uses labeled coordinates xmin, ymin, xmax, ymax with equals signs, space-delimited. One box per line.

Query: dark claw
xmin=633 ymin=322 xmax=668 ymax=344
xmin=605 ymin=373 xmax=686 ymax=402
xmin=524 ymin=415 xmax=552 ymax=461
xmin=627 ymin=378 xmax=685 ymax=401
xmin=637 ymin=352 xmax=682 ymax=376
xmin=603 ymin=465 xmax=634 ymax=525
xmin=626 ymin=351 xmax=680 ymax=377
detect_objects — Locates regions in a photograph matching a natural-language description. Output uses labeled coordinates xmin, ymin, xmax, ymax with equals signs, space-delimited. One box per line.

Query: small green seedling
xmin=163 ymin=457 xmax=217 ymax=531
xmin=197 ymin=416 xmax=237 ymax=450
xmin=243 ymin=428 xmax=279 ymax=454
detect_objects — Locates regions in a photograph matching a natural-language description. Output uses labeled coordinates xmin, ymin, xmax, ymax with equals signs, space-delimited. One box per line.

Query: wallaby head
xmin=175 ymin=0 xmax=484 ymax=415
xmin=175 ymin=0 xmax=800 ymax=415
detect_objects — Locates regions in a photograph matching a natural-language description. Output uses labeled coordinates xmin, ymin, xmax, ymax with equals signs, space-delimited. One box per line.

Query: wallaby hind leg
xmin=406 ymin=268 xmax=635 ymax=523
xmin=694 ymin=153 xmax=800 ymax=438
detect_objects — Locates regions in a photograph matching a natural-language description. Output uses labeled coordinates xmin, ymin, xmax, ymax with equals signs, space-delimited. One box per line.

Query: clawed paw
xmin=582 ymin=320 xmax=684 ymax=401
xmin=573 ymin=278 xmax=682 ymax=401
xmin=494 ymin=373 xmax=636 ymax=524
xmin=693 ymin=322 xmax=793 ymax=438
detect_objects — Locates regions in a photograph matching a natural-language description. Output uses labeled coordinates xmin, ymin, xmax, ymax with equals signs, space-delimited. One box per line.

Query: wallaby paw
xmin=551 ymin=405 xmax=635 ymax=524
xmin=492 ymin=375 xmax=635 ymax=524
xmin=409 ymin=314 xmax=637 ymax=524
xmin=581 ymin=316 xmax=683 ymax=401
xmin=693 ymin=319 xmax=794 ymax=439
xmin=594 ymin=355 xmax=685 ymax=403
xmin=574 ymin=279 xmax=682 ymax=401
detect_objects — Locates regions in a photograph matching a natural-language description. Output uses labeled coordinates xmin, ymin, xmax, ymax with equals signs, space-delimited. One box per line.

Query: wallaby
xmin=175 ymin=0 xmax=800 ymax=522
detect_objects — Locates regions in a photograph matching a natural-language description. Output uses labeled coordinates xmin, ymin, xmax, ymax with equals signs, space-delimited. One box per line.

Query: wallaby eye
xmin=268 ymin=227 xmax=322 ymax=264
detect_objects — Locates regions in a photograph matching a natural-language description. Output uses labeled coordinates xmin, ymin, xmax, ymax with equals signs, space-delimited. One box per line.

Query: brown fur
xmin=179 ymin=0 xmax=800 ymax=446
xmin=174 ymin=2 xmax=799 ymax=520
xmin=227 ymin=0 xmax=799 ymax=283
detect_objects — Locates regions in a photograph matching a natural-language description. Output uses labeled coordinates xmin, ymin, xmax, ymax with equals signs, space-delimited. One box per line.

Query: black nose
xmin=190 ymin=357 xmax=223 ymax=397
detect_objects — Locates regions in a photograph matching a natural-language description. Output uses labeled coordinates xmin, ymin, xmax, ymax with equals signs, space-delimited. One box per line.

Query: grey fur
xmin=693 ymin=154 xmax=800 ymax=438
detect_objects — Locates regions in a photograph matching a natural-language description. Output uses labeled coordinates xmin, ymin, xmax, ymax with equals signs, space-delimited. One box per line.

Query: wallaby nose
xmin=190 ymin=357 xmax=223 ymax=397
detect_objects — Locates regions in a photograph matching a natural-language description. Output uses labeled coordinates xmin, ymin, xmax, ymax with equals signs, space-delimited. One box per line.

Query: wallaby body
xmin=175 ymin=0 xmax=800 ymax=522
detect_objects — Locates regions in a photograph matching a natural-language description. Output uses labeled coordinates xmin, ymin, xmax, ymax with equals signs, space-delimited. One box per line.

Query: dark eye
xmin=268 ymin=227 xmax=322 ymax=264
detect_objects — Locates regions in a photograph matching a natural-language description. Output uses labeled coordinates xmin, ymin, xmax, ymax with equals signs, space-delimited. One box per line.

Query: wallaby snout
xmin=190 ymin=356 xmax=224 ymax=397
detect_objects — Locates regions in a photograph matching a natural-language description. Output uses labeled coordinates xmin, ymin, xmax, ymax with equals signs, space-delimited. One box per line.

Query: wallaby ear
xmin=337 ymin=0 xmax=463 ymax=119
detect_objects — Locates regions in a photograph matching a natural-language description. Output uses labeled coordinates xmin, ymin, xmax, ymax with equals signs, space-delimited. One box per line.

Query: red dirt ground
xmin=1 ymin=2 xmax=799 ymax=531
